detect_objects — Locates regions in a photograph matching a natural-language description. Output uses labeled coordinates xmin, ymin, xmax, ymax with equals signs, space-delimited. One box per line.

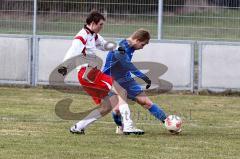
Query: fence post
xmin=158 ymin=0 xmax=163 ymax=40
xmin=31 ymin=0 xmax=37 ymax=86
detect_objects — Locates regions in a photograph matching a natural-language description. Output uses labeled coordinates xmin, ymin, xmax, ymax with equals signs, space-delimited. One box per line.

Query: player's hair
xmin=86 ymin=11 xmax=105 ymax=25
xmin=131 ymin=29 xmax=150 ymax=42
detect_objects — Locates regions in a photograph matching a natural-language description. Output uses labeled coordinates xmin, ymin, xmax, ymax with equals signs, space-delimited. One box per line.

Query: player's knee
xmin=137 ymin=97 xmax=153 ymax=109
xmin=112 ymin=104 xmax=120 ymax=113
xmin=100 ymin=104 xmax=112 ymax=116
xmin=139 ymin=101 xmax=151 ymax=109
xmin=119 ymin=88 xmax=127 ymax=99
xmin=108 ymin=95 xmax=119 ymax=107
xmin=144 ymin=102 xmax=152 ymax=109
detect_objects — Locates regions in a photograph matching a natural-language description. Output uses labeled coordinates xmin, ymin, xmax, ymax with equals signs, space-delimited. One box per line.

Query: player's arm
xmin=58 ymin=35 xmax=87 ymax=76
xmin=95 ymin=34 xmax=107 ymax=51
xmin=114 ymin=49 xmax=151 ymax=89
xmin=95 ymin=34 xmax=116 ymax=51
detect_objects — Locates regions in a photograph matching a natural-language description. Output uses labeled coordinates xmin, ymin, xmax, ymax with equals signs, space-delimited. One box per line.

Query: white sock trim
xmin=119 ymin=104 xmax=133 ymax=129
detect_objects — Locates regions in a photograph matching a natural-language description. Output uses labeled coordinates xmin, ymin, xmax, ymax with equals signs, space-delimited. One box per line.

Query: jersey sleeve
xmin=63 ymin=30 xmax=87 ymax=62
xmin=113 ymin=50 xmax=147 ymax=80
xmin=95 ymin=34 xmax=107 ymax=51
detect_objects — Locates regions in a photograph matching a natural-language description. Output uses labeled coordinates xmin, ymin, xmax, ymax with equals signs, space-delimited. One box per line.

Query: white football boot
xmin=123 ymin=122 xmax=144 ymax=135
xmin=69 ymin=125 xmax=85 ymax=135
xmin=119 ymin=104 xmax=144 ymax=135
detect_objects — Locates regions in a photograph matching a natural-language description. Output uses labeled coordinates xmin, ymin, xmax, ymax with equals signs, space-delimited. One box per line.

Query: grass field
xmin=0 ymin=86 xmax=239 ymax=159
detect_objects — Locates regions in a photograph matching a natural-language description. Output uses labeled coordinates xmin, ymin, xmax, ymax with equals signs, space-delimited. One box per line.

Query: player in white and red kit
xmin=58 ymin=11 xmax=143 ymax=135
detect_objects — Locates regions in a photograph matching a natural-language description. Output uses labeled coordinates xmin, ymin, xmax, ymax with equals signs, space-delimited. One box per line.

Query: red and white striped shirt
xmin=63 ymin=26 xmax=106 ymax=62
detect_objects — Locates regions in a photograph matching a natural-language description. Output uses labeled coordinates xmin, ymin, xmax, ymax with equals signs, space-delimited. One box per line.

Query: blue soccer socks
xmin=112 ymin=112 xmax=123 ymax=126
xmin=113 ymin=104 xmax=167 ymax=125
xmin=148 ymin=104 xmax=167 ymax=122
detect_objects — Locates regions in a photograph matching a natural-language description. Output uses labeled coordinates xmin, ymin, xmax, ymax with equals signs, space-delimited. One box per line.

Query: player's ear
xmin=132 ymin=39 xmax=139 ymax=45
xmin=135 ymin=39 xmax=141 ymax=43
xmin=90 ymin=21 xmax=96 ymax=26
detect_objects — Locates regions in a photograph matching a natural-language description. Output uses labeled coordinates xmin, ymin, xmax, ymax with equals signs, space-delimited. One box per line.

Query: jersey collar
xmin=84 ymin=25 xmax=95 ymax=35
xmin=120 ymin=39 xmax=135 ymax=53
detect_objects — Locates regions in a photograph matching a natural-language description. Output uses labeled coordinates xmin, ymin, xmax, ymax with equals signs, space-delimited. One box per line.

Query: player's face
xmin=92 ymin=19 xmax=105 ymax=33
xmin=134 ymin=40 xmax=149 ymax=50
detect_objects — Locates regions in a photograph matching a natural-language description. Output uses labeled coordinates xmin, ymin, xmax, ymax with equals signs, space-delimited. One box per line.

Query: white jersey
xmin=63 ymin=27 xmax=107 ymax=62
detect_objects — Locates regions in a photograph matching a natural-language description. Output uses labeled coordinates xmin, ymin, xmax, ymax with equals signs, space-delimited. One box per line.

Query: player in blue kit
xmin=103 ymin=29 xmax=168 ymax=135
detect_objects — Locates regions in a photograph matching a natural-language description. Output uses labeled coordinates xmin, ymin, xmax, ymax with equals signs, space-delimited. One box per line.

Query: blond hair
xmin=130 ymin=28 xmax=150 ymax=42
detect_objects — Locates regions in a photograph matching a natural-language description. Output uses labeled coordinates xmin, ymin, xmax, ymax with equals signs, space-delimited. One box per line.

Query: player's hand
xmin=143 ymin=76 xmax=151 ymax=89
xmin=58 ymin=66 xmax=67 ymax=76
xmin=146 ymin=79 xmax=151 ymax=89
xmin=118 ymin=47 xmax=125 ymax=54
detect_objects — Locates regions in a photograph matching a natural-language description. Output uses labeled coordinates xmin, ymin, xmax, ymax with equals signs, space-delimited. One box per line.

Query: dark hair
xmin=86 ymin=11 xmax=105 ymax=25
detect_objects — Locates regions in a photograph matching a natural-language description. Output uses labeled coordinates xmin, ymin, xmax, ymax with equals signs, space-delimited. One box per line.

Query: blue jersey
xmin=103 ymin=39 xmax=147 ymax=83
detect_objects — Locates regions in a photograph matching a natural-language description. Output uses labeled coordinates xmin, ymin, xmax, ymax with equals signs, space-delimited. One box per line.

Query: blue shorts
xmin=118 ymin=80 xmax=143 ymax=101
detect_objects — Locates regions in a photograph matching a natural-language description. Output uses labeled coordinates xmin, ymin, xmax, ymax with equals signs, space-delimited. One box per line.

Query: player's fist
xmin=118 ymin=47 xmax=125 ymax=54
xmin=58 ymin=66 xmax=67 ymax=76
xmin=146 ymin=79 xmax=151 ymax=89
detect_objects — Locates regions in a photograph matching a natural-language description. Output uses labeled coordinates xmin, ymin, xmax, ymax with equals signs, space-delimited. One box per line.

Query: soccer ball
xmin=164 ymin=115 xmax=182 ymax=134
xmin=104 ymin=41 xmax=117 ymax=51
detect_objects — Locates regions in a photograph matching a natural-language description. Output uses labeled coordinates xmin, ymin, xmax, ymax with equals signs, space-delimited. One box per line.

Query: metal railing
xmin=0 ymin=0 xmax=240 ymax=41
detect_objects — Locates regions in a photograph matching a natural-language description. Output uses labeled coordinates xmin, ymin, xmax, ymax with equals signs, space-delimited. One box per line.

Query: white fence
xmin=37 ymin=37 xmax=75 ymax=85
xmin=1 ymin=35 xmax=240 ymax=92
xmin=0 ymin=35 xmax=195 ymax=91
xmin=1 ymin=0 xmax=240 ymax=41
xmin=198 ymin=41 xmax=240 ymax=91
xmin=0 ymin=35 xmax=31 ymax=84
xmin=133 ymin=41 xmax=194 ymax=91
xmin=37 ymin=37 xmax=194 ymax=91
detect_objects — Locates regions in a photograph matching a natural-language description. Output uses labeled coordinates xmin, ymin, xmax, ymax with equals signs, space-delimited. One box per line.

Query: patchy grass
xmin=0 ymin=86 xmax=240 ymax=159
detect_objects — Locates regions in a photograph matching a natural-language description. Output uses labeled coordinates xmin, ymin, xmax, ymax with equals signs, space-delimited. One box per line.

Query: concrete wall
xmin=199 ymin=42 xmax=240 ymax=91
xmin=134 ymin=41 xmax=194 ymax=90
xmin=0 ymin=36 xmax=31 ymax=84
xmin=37 ymin=37 xmax=194 ymax=91
xmin=6 ymin=35 xmax=240 ymax=92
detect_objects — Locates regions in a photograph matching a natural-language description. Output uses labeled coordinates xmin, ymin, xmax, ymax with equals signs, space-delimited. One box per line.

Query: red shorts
xmin=78 ymin=67 xmax=113 ymax=104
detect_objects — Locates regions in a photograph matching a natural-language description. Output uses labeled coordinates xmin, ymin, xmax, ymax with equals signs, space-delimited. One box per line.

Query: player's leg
xmin=111 ymin=81 xmax=144 ymax=135
xmin=101 ymin=77 xmax=137 ymax=134
xmin=70 ymin=94 xmax=119 ymax=134
xmin=70 ymin=81 xmax=133 ymax=134
xmin=135 ymin=92 xmax=167 ymax=123
xmin=70 ymin=67 xmax=118 ymax=134
xmin=112 ymin=106 xmax=144 ymax=135
xmin=97 ymin=80 xmax=143 ymax=135
xmin=73 ymin=67 xmax=142 ymax=135
xmin=136 ymin=93 xmax=182 ymax=134
xmin=111 ymin=103 xmax=124 ymax=134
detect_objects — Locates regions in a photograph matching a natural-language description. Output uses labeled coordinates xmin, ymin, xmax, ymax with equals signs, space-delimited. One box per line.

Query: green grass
xmin=0 ymin=86 xmax=240 ymax=159
xmin=1 ymin=8 xmax=240 ymax=40
xmin=162 ymin=9 xmax=240 ymax=40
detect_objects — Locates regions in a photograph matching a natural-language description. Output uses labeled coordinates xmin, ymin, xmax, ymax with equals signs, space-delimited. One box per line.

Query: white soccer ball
xmin=104 ymin=41 xmax=117 ymax=51
xmin=164 ymin=115 xmax=182 ymax=134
